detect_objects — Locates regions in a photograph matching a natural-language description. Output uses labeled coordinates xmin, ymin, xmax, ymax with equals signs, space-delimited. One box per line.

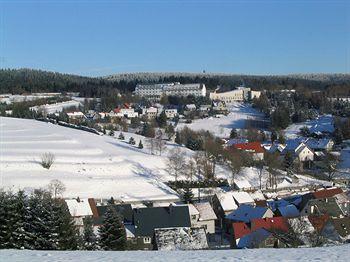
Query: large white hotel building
xmin=134 ymin=82 xmax=206 ymax=100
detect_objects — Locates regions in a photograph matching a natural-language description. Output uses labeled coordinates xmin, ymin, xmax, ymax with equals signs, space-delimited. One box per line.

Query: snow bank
xmin=1 ymin=244 xmax=349 ymax=261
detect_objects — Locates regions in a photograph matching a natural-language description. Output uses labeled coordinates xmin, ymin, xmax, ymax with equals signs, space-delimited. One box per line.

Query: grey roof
xmin=94 ymin=204 xmax=133 ymax=225
xmin=226 ymin=205 xmax=270 ymax=223
xmin=133 ymin=205 xmax=191 ymax=237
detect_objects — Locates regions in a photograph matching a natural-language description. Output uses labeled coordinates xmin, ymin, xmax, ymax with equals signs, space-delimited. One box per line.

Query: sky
xmin=0 ymin=0 xmax=349 ymax=77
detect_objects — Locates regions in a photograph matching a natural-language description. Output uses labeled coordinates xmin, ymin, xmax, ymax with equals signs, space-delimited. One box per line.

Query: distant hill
xmin=1 ymin=68 xmax=350 ymax=96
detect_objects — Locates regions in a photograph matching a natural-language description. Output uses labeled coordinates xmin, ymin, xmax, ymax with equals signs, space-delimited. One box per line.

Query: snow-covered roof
xmin=125 ymin=224 xmax=135 ymax=238
xmin=226 ymin=205 xmax=270 ymax=223
xmin=188 ymin=204 xmax=200 ymax=216
xmin=216 ymin=192 xmax=238 ymax=212
xmin=249 ymin=190 xmax=266 ymax=201
xmin=306 ymin=138 xmax=333 ymax=150
xmin=194 ymin=202 xmax=217 ymax=221
xmin=231 ymin=191 xmax=255 ymax=205
xmin=233 ymin=179 xmax=252 ymax=190
xmin=65 ymin=198 xmax=93 ymax=217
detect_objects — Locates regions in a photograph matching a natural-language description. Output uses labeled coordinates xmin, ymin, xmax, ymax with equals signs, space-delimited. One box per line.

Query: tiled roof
xmin=233 ymin=142 xmax=265 ymax=153
xmin=313 ymin=188 xmax=343 ymax=199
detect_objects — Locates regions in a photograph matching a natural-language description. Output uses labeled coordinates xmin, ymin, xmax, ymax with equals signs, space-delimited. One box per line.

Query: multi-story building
xmin=209 ymin=87 xmax=261 ymax=104
xmin=134 ymin=82 xmax=206 ymax=100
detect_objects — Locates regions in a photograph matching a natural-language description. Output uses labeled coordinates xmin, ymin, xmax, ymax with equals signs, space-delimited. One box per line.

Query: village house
xmin=300 ymin=188 xmax=345 ymax=218
xmin=305 ymin=138 xmax=334 ymax=152
xmin=226 ymin=205 xmax=274 ymax=223
xmin=132 ymin=205 xmax=191 ymax=250
xmin=209 ymin=86 xmax=261 ymax=104
xmin=189 ymin=202 xmax=218 ymax=240
xmin=164 ymin=108 xmax=178 ymax=119
xmin=212 ymin=100 xmax=227 ymax=112
xmin=65 ymin=198 xmax=94 ymax=233
xmin=232 ymin=142 xmax=265 ymax=161
xmin=142 ymin=107 xmax=158 ymax=119
xmin=212 ymin=192 xmax=239 ymax=225
xmin=67 ymin=111 xmax=86 ymax=122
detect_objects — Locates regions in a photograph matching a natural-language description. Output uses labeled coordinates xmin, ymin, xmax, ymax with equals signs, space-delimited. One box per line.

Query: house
xmin=275 ymin=204 xmax=300 ymax=218
xmin=235 ymin=228 xmax=288 ymax=249
xmin=193 ymin=202 xmax=217 ymax=237
xmin=313 ymin=187 xmax=343 ymax=199
xmin=283 ymin=140 xmax=314 ymax=163
xmin=308 ymin=214 xmax=330 ymax=233
xmin=65 ymin=198 xmax=94 ymax=232
xmin=249 ymin=190 xmax=266 ymax=207
xmin=185 ymin=104 xmax=196 ymax=111
xmin=132 ymin=205 xmax=191 ymax=249
xmin=212 ymin=192 xmax=239 ymax=220
xmin=251 ymin=217 xmax=290 ymax=233
xmin=212 ymin=100 xmax=227 ymax=112
xmin=232 ymin=142 xmax=265 ymax=161
xmin=335 ymin=192 xmax=350 ymax=215
xmin=231 ymin=191 xmax=255 ymax=206
xmin=164 ymin=108 xmax=178 ymax=119
xmin=154 ymin=227 xmax=208 ymax=250
xmin=305 ymin=138 xmax=334 ymax=152
xmin=67 ymin=111 xmax=86 ymax=121
xmin=300 ymin=198 xmax=345 ymax=218
xmin=226 ymin=205 xmax=274 ymax=223
xmin=142 ymin=107 xmax=158 ymax=119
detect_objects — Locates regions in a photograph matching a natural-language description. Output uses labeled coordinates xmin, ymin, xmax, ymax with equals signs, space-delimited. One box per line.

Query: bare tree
xmin=264 ymin=152 xmax=282 ymax=189
xmin=40 ymin=152 xmax=55 ymax=169
xmin=167 ymin=147 xmax=186 ymax=181
xmin=145 ymin=138 xmax=156 ymax=155
xmin=320 ymin=153 xmax=339 ymax=181
xmin=154 ymin=130 xmax=166 ymax=156
xmin=224 ymin=149 xmax=243 ymax=187
xmin=48 ymin=179 xmax=66 ymax=198
xmin=185 ymin=159 xmax=197 ymax=182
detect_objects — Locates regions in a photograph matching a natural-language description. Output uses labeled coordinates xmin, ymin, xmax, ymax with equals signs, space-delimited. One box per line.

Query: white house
xmin=295 ymin=143 xmax=314 ymax=162
xmin=164 ymin=109 xmax=178 ymax=119
xmin=185 ymin=203 xmax=217 ymax=235
xmin=65 ymin=198 xmax=94 ymax=232
xmin=142 ymin=107 xmax=158 ymax=118
xmin=67 ymin=111 xmax=86 ymax=120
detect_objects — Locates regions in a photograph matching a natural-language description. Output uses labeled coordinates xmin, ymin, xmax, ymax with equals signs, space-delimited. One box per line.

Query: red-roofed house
xmin=232 ymin=142 xmax=265 ymax=160
xmin=313 ymin=188 xmax=343 ymax=199
xmin=251 ymin=217 xmax=290 ymax=233
xmin=232 ymin=222 xmax=252 ymax=239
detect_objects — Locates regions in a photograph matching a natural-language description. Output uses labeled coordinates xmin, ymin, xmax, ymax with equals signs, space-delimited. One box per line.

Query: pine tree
xmin=83 ymin=216 xmax=97 ymax=250
xmin=182 ymin=187 xmax=194 ymax=204
xmin=98 ymin=206 xmax=126 ymax=251
xmin=118 ymin=132 xmax=125 ymax=140
xmin=55 ymin=200 xmax=79 ymax=250
xmin=157 ymin=111 xmax=167 ymax=128
xmin=138 ymin=140 xmax=143 ymax=149
xmin=109 ymin=129 xmax=115 ymax=137
xmin=25 ymin=190 xmax=58 ymax=250
xmin=0 ymin=191 xmax=10 ymax=248
xmin=229 ymin=128 xmax=238 ymax=139
xmin=11 ymin=191 xmax=28 ymax=249
xmin=129 ymin=137 xmax=136 ymax=145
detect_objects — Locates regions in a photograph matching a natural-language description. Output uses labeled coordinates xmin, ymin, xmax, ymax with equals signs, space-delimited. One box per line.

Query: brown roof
xmin=233 ymin=142 xmax=265 ymax=154
xmin=312 ymin=188 xmax=343 ymax=199
xmin=88 ymin=198 xmax=99 ymax=218
xmin=308 ymin=214 xmax=330 ymax=232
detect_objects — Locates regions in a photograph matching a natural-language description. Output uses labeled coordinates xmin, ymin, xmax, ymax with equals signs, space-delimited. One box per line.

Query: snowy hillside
xmin=0 ymin=117 xmax=181 ymax=202
xmin=177 ymin=103 xmax=265 ymax=138
xmin=1 ymin=244 xmax=349 ymax=262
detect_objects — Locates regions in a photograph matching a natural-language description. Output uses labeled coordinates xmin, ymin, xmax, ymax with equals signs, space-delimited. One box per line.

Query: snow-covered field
xmin=284 ymin=115 xmax=334 ymax=139
xmin=1 ymin=244 xmax=349 ymax=262
xmin=177 ymin=103 xmax=265 ymax=138
xmin=0 ymin=117 xmax=182 ymax=202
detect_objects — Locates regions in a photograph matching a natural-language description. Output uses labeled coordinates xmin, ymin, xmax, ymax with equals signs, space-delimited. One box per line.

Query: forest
xmin=1 ymin=68 xmax=350 ymax=97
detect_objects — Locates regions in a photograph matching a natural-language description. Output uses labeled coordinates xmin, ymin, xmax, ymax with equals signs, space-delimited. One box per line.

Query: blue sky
xmin=0 ymin=0 xmax=349 ymax=76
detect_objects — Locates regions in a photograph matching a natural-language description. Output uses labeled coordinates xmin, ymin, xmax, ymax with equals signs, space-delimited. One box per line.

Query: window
xmin=144 ymin=237 xmax=151 ymax=244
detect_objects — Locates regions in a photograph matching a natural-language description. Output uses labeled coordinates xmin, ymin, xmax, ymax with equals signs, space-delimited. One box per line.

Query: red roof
xmin=113 ymin=107 xmax=121 ymax=113
xmin=233 ymin=142 xmax=265 ymax=154
xmin=251 ymin=217 xmax=289 ymax=232
xmin=232 ymin=222 xmax=252 ymax=239
xmin=313 ymin=188 xmax=343 ymax=199
xmin=308 ymin=214 xmax=330 ymax=232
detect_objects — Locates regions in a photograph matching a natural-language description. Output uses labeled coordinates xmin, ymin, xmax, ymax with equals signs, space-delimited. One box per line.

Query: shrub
xmin=41 ymin=152 xmax=55 ymax=169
